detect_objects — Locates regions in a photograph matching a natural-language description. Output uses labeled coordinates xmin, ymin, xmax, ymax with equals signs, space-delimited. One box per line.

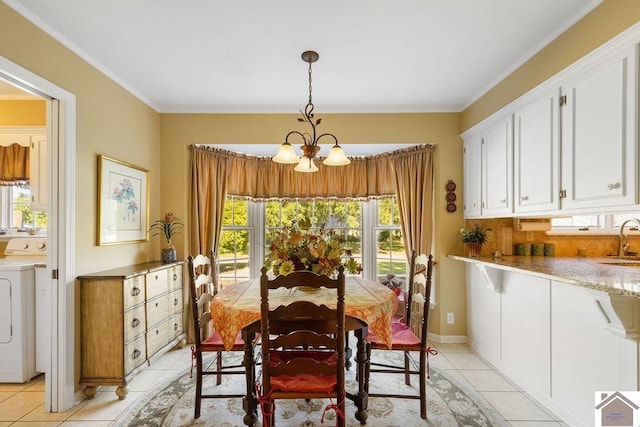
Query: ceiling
xmin=4 ymin=0 xmax=602 ymax=114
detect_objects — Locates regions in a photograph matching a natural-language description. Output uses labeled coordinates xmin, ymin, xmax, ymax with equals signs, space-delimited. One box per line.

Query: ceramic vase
xmin=465 ymin=242 xmax=483 ymax=258
xmin=161 ymin=247 xmax=177 ymax=264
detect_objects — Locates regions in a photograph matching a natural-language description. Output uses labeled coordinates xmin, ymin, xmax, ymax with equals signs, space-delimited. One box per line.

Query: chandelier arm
xmin=285 ymin=130 xmax=307 ymax=144
xmin=316 ymin=133 xmax=339 ymax=146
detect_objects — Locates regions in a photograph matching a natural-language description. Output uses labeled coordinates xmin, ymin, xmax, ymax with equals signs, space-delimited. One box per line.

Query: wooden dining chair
xmin=188 ymin=253 xmax=247 ymax=419
xmin=365 ymin=251 xmax=436 ymax=420
xmin=257 ymin=266 xmax=346 ymax=427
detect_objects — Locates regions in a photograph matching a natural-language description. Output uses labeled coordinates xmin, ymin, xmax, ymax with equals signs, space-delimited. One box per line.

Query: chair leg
xmin=195 ymin=353 xmax=203 ymax=419
xmin=216 ymin=351 xmax=223 ymax=385
xmin=404 ymin=350 xmax=411 ymax=386
xmin=419 ymin=349 xmax=427 ymax=419
xmin=364 ymin=343 xmax=371 ymax=394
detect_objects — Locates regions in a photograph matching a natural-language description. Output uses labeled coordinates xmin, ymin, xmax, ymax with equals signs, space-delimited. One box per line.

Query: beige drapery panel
xmin=0 ymin=144 xmax=29 ymax=186
xmin=390 ymin=145 xmax=435 ymax=257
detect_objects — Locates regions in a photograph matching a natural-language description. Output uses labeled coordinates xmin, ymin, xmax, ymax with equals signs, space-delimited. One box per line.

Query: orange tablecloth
xmin=211 ymin=277 xmax=398 ymax=350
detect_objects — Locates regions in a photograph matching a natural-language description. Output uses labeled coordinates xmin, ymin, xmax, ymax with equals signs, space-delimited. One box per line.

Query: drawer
xmin=123 ymin=275 xmax=145 ymax=309
xmin=167 ymin=265 xmax=182 ymax=291
xmin=168 ymin=288 xmax=183 ymax=315
xmin=123 ymin=305 xmax=146 ymax=342
xmin=146 ymin=270 xmax=168 ymax=300
xmin=170 ymin=312 xmax=183 ymax=338
xmin=146 ymin=295 xmax=169 ymax=328
xmin=146 ymin=319 xmax=170 ymax=357
xmin=124 ymin=334 xmax=146 ymax=376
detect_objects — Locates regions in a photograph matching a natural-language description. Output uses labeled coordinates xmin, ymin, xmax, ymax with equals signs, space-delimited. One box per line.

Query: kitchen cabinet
xmin=462 ymin=133 xmax=482 ymax=218
xmin=29 ymin=135 xmax=47 ymax=211
xmin=461 ymin=114 xmax=513 ymax=219
xmin=481 ymin=115 xmax=513 ymax=216
xmin=560 ymin=44 xmax=638 ymax=211
xmin=513 ymin=89 xmax=561 ymax=213
xmin=78 ymin=261 xmax=186 ymax=400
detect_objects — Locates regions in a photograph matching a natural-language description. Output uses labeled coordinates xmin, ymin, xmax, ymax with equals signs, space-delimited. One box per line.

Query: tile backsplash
xmin=464 ymin=218 xmax=622 ymax=258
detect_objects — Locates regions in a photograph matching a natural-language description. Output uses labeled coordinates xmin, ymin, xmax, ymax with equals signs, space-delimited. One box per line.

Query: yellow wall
xmin=160 ymin=112 xmax=467 ymax=336
xmin=0 ymin=3 xmax=161 ymax=388
xmin=0 ymin=100 xmax=46 ymax=125
xmin=462 ymin=0 xmax=640 ymax=131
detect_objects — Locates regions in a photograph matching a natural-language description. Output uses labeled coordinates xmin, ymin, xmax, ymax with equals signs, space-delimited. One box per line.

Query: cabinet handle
xmin=174 ymin=323 xmax=179 ymax=331
xmin=174 ymin=298 xmax=179 ymax=306
xmin=131 ymin=287 xmax=141 ymax=296
xmin=608 ymin=182 xmax=621 ymax=190
xmin=521 ymin=195 xmax=529 ymax=201
xmin=500 ymin=199 xmax=506 ymax=204
xmin=173 ymin=274 xmax=178 ymax=281
xmin=131 ymin=318 xmax=140 ymax=328
xmin=132 ymin=349 xmax=141 ymax=359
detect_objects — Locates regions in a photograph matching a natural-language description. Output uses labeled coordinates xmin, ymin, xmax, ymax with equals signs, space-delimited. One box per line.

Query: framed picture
xmin=97 ymin=155 xmax=149 ymax=245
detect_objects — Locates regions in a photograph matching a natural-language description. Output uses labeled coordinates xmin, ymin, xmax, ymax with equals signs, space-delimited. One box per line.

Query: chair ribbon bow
xmin=189 ymin=344 xmax=198 ymax=378
xmin=422 ymin=345 xmax=438 ymax=379
xmin=255 ymin=380 xmax=275 ymax=427
xmin=321 ymin=395 xmax=345 ymax=425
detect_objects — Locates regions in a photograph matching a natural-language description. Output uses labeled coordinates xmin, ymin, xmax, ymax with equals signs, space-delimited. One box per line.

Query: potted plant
xmin=149 ymin=212 xmax=184 ymax=263
xmin=460 ymin=223 xmax=488 ymax=257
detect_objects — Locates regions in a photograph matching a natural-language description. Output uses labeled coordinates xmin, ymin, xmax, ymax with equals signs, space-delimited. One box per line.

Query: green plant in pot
xmin=460 ymin=223 xmax=488 ymax=257
xmin=149 ymin=212 xmax=184 ymax=263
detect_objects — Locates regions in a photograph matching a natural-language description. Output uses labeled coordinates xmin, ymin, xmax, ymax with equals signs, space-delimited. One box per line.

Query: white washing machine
xmin=0 ymin=237 xmax=47 ymax=383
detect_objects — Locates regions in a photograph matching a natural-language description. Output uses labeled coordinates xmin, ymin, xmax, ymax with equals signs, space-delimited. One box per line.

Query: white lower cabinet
xmin=465 ymin=264 xmax=640 ymax=427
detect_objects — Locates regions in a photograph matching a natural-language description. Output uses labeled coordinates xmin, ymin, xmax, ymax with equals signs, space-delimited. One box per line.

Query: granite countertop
xmin=449 ymin=254 xmax=640 ymax=298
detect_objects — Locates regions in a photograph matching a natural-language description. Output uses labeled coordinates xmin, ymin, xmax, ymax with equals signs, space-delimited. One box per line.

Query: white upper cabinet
xmin=560 ymin=44 xmax=638 ymax=211
xmin=513 ymin=88 xmax=561 ymax=214
xmin=481 ymin=115 xmax=513 ymax=217
xmin=463 ymin=133 xmax=482 ymax=218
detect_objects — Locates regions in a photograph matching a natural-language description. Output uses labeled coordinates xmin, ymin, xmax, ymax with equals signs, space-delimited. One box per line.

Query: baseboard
xmin=428 ymin=333 xmax=467 ymax=344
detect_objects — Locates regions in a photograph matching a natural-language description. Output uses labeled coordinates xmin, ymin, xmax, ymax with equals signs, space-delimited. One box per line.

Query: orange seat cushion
xmin=367 ymin=321 xmax=420 ymax=347
xmin=270 ymin=373 xmax=337 ymax=393
xmin=201 ymin=331 xmax=244 ymax=350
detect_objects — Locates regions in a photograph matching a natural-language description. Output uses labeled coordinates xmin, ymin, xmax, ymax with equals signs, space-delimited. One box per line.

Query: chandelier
xmin=272 ymin=50 xmax=350 ymax=173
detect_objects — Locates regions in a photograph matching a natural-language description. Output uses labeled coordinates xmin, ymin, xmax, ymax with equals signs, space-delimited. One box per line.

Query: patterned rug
xmin=110 ymin=351 xmax=508 ymax=427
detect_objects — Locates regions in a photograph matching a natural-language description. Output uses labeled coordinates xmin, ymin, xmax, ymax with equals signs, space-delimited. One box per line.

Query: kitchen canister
xmin=532 ymin=243 xmax=545 ymax=256
xmin=544 ymin=243 xmax=556 ymax=257
xmin=516 ymin=243 xmax=531 ymax=256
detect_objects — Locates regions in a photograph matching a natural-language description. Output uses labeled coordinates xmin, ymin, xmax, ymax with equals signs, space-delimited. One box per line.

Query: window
xmin=0 ymin=186 xmax=47 ymax=229
xmin=219 ymin=198 xmax=251 ymax=288
xmin=550 ymin=213 xmax=640 ymax=233
xmin=374 ymin=197 xmax=408 ymax=289
xmin=265 ymin=199 xmax=363 ymax=273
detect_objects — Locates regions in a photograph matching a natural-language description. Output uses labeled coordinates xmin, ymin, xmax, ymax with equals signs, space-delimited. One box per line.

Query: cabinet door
xmin=561 ymin=45 xmax=638 ymax=210
xmin=514 ymin=89 xmax=561 ymax=213
xmin=29 ymin=135 xmax=47 ymax=211
xmin=481 ymin=116 xmax=513 ymax=216
xmin=463 ymin=133 xmax=482 ymax=218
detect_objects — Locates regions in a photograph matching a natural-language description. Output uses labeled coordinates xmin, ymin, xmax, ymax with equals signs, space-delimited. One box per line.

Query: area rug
xmin=110 ymin=351 xmax=508 ymax=427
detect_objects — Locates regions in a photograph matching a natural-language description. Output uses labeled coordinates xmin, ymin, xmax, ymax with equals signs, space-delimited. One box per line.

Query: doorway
xmin=0 ymin=55 xmax=76 ymax=413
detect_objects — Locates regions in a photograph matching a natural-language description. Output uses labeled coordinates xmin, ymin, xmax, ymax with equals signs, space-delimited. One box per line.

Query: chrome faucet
xmin=618 ymin=218 xmax=640 ymax=256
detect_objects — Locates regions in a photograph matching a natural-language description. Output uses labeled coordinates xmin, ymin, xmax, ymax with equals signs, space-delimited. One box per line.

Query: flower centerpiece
xmin=149 ymin=212 xmax=184 ymax=263
xmin=265 ymin=218 xmax=362 ymax=277
xmin=460 ymin=223 xmax=488 ymax=257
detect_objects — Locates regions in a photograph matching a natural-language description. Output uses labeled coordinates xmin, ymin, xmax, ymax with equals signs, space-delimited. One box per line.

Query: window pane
xmin=551 ymin=215 xmax=601 ymax=228
xmin=265 ymin=201 xmax=281 ymax=227
xmin=10 ymin=186 xmax=47 ymax=228
xmin=613 ymin=213 xmax=640 ymax=228
xmin=232 ymin=199 xmax=248 ymax=226
xmin=378 ymin=198 xmax=392 ymax=226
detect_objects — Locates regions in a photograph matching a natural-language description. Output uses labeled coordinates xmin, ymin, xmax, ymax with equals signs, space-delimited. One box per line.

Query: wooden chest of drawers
xmin=78 ymin=261 xmax=186 ymax=399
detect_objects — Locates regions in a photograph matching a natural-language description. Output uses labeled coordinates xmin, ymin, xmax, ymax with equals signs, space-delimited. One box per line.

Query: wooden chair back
xmin=405 ymin=252 xmax=434 ymax=346
xmin=188 ymin=253 xmax=216 ymax=345
xmin=259 ymin=266 xmax=346 ymax=399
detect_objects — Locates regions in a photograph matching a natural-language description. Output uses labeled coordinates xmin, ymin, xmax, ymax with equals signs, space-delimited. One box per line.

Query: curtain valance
xmin=190 ymin=144 xmax=433 ymax=201
xmin=0 ymin=143 xmax=29 ymax=186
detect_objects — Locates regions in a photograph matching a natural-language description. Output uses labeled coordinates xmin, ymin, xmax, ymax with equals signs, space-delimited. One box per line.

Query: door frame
xmin=0 ymin=55 xmax=76 ymax=412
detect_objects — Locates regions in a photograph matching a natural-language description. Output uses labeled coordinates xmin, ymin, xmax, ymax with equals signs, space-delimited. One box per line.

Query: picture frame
xmin=97 ymin=155 xmax=149 ymax=245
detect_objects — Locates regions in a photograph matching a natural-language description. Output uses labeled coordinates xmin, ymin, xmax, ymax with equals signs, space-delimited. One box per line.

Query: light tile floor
xmin=0 ymin=342 xmax=568 ymax=426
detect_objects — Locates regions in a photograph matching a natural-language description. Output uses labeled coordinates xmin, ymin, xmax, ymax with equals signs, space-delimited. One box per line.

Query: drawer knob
xmin=131 ymin=318 xmax=140 ymax=328
xmin=132 ymin=349 xmax=141 ymax=359
xmin=608 ymin=182 xmax=621 ymax=190
xmin=173 ymin=274 xmax=178 ymax=281
xmin=131 ymin=287 xmax=141 ymax=296
xmin=174 ymin=298 xmax=179 ymax=306
xmin=174 ymin=323 xmax=179 ymax=331
xmin=521 ymin=195 xmax=529 ymax=201
xmin=155 ymin=302 xmax=159 ymax=307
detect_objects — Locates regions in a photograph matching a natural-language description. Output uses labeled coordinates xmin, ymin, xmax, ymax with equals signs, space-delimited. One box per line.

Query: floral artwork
xmin=265 ymin=218 xmax=362 ymax=277
xmin=98 ymin=155 xmax=149 ymax=245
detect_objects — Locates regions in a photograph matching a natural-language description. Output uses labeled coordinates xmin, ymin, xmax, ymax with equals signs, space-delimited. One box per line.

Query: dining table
xmin=211 ymin=276 xmax=398 ymax=426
